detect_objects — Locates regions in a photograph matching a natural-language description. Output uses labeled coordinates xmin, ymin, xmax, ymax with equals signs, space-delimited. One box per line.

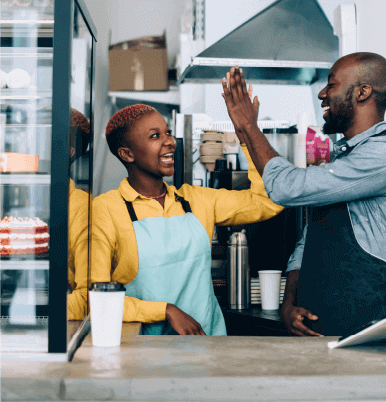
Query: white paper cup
xmin=89 ymin=282 xmax=125 ymax=347
xmin=297 ymin=112 xmax=313 ymax=134
xmin=258 ymin=270 xmax=282 ymax=310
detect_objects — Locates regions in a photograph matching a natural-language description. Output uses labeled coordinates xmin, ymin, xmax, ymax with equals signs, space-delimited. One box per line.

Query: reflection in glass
xmin=68 ymin=109 xmax=91 ymax=320
xmin=67 ymin=3 xmax=93 ymax=323
xmin=0 ymin=0 xmax=54 ymax=352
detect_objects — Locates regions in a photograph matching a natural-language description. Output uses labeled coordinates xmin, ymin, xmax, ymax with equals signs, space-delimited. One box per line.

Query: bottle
xmin=227 ymin=229 xmax=250 ymax=310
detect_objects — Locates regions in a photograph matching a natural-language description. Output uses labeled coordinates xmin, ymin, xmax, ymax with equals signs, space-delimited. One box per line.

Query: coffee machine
xmin=172 ymin=114 xmax=306 ymax=307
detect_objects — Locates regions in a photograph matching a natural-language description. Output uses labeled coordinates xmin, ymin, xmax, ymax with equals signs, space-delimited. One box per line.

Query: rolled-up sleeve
xmin=285 ymin=225 xmax=308 ymax=275
xmin=262 ymin=139 xmax=386 ymax=207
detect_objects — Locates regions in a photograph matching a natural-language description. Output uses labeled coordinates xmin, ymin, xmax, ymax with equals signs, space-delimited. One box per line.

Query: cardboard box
xmin=109 ymin=34 xmax=169 ymax=92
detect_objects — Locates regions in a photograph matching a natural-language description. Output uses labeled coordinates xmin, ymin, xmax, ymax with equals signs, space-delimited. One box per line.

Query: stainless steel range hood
xmin=179 ymin=0 xmax=339 ymax=85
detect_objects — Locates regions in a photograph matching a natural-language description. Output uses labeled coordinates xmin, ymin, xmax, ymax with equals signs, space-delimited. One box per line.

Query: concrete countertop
xmin=224 ymin=307 xmax=281 ymax=321
xmin=3 ymin=323 xmax=386 ymax=401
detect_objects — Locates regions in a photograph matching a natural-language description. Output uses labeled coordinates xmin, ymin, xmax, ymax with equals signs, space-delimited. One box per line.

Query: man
xmin=222 ymin=52 xmax=386 ymax=336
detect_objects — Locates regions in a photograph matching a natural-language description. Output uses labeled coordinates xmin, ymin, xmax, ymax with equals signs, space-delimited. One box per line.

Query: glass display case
xmin=1 ymin=0 xmax=96 ymax=361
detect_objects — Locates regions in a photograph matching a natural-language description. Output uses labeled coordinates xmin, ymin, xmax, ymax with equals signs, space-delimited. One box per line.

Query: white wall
xmin=355 ymin=0 xmax=386 ymax=58
xmin=205 ymin=83 xmax=316 ymax=126
xmin=109 ymin=0 xmax=186 ymax=69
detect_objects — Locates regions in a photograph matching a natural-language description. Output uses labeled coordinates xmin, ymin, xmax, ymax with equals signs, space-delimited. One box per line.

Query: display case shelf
xmin=0 ymin=174 xmax=50 ymax=185
xmin=0 ymin=52 xmax=53 ymax=59
xmin=1 ymin=290 xmax=49 ymax=306
xmin=1 ymin=124 xmax=51 ymax=128
xmin=0 ymin=260 xmax=49 ymax=270
xmin=1 ymin=89 xmax=52 ymax=99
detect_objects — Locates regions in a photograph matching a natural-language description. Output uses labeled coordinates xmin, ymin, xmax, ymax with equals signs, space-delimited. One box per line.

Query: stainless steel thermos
xmin=227 ymin=229 xmax=250 ymax=310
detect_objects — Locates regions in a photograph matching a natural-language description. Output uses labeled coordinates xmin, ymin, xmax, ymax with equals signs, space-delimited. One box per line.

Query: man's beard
xmin=323 ymin=86 xmax=355 ymax=135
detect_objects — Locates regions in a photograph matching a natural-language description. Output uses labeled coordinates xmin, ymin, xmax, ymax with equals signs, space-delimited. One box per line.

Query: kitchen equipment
xmin=214 ymin=158 xmax=227 ymax=171
xmin=262 ymin=128 xmax=298 ymax=165
xmin=228 ymin=229 xmax=250 ymax=310
xmin=179 ymin=0 xmax=338 ymax=85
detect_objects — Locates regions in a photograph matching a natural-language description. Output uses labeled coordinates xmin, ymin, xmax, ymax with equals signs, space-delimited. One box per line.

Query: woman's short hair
xmin=105 ymin=104 xmax=156 ymax=163
xmin=70 ymin=108 xmax=91 ymax=161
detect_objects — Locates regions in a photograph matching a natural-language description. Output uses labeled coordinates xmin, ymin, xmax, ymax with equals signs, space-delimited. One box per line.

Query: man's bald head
xmin=338 ymin=52 xmax=386 ymax=110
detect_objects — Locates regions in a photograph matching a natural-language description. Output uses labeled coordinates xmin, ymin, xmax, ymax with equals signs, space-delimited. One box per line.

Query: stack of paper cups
xmin=200 ymin=131 xmax=224 ymax=172
xmin=258 ymin=270 xmax=282 ymax=310
xmin=295 ymin=113 xmax=312 ymax=168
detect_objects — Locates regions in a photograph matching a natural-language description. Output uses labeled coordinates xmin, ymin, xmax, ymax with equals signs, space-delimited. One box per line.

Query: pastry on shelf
xmin=0 ymin=153 xmax=39 ymax=172
xmin=6 ymin=69 xmax=31 ymax=89
xmin=0 ymin=216 xmax=49 ymax=255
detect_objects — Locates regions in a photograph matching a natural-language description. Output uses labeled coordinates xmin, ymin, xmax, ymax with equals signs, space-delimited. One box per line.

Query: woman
xmin=68 ymin=108 xmax=91 ymax=320
xmin=91 ymin=104 xmax=283 ymax=335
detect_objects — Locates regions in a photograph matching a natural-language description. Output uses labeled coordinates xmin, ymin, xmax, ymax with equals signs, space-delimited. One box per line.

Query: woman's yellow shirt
xmin=91 ymin=145 xmax=283 ymax=323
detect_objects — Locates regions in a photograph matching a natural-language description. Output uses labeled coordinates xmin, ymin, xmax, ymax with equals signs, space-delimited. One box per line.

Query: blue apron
xmin=124 ymin=195 xmax=227 ymax=336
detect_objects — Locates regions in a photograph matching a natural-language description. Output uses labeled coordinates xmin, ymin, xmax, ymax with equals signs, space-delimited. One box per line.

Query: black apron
xmin=296 ymin=202 xmax=386 ymax=336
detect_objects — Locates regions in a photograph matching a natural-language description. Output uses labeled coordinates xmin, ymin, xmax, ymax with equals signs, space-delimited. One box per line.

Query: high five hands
xmin=222 ymin=66 xmax=259 ymax=142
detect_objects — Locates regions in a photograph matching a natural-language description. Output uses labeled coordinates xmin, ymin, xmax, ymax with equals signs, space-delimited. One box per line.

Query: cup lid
xmin=89 ymin=282 xmax=126 ymax=292
xmin=258 ymin=270 xmax=282 ymax=274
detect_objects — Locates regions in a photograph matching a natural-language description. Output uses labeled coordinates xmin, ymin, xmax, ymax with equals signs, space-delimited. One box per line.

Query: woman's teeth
xmin=160 ymin=153 xmax=174 ymax=163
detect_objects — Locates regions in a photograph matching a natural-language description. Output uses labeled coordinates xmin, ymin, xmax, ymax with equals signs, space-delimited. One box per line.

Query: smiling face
xmin=120 ymin=111 xmax=176 ymax=178
xmin=318 ymin=58 xmax=358 ymax=135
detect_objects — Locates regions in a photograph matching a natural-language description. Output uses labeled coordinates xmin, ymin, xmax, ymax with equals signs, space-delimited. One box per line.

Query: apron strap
xmin=123 ymin=194 xmax=192 ymax=222
xmin=175 ymin=195 xmax=192 ymax=214
xmin=124 ymin=200 xmax=138 ymax=222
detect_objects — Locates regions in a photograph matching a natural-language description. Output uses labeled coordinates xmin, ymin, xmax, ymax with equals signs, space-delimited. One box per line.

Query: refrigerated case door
xmin=1 ymin=0 xmax=96 ymax=361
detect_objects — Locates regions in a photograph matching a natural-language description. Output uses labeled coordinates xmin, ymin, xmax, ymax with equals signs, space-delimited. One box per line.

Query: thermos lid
xmin=89 ymin=282 xmax=126 ymax=292
xmin=229 ymin=229 xmax=248 ymax=245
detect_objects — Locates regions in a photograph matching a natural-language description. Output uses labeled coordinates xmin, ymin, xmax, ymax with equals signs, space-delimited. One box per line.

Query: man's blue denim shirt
xmin=261 ymin=121 xmax=386 ymax=274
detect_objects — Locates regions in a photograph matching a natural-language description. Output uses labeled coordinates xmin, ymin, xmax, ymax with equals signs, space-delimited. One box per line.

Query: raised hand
xmin=222 ymin=66 xmax=259 ymax=136
xmin=226 ymin=71 xmax=253 ymax=100
xmin=165 ymin=304 xmax=206 ymax=335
